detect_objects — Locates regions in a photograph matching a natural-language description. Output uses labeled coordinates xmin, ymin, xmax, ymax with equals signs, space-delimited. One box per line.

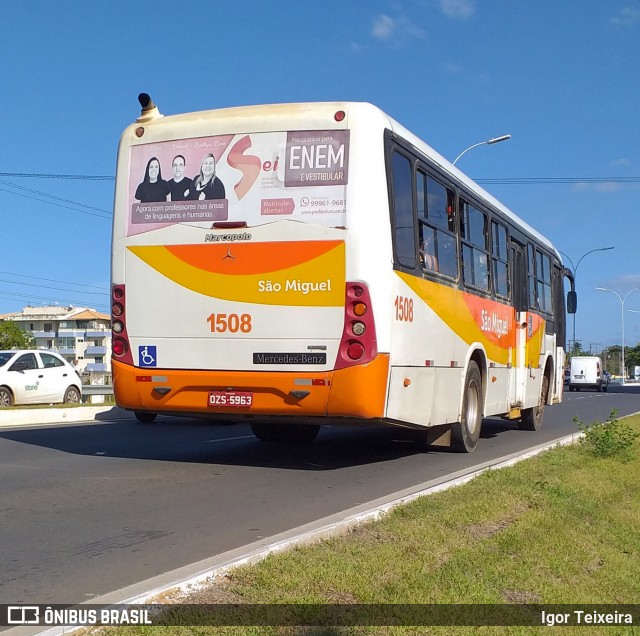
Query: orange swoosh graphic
xmin=165 ymin=240 xmax=342 ymax=275
xmin=397 ymin=272 xmax=546 ymax=366
xmin=128 ymin=241 xmax=345 ymax=306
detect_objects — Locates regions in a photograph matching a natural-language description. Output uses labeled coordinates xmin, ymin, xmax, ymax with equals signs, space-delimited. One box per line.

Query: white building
xmin=0 ymin=305 xmax=111 ymax=375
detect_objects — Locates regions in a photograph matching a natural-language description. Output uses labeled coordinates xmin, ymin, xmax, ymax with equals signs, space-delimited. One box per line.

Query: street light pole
xmin=627 ymin=309 xmax=640 ymax=379
xmin=559 ymin=247 xmax=615 ymax=352
xmin=452 ymin=134 xmax=511 ymax=166
xmin=596 ymin=287 xmax=640 ymax=385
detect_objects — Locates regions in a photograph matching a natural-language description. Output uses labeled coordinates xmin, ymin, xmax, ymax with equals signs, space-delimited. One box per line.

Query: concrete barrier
xmin=0 ymin=405 xmax=131 ymax=428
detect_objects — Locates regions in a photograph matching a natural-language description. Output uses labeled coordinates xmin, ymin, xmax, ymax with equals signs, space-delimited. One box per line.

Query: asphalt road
xmin=1 ymin=384 xmax=639 ymax=605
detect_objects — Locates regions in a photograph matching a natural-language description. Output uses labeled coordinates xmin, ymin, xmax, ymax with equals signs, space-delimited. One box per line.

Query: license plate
xmin=208 ymin=390 xmax=253 ymax=408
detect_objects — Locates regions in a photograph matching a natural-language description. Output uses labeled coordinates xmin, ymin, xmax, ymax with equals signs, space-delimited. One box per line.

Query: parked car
xmin=564 ymin=367 xmax=570 ymax=385
xmin=0 ymin=350 xmax=82 ymax=407
xmin=568 ymin=356 xmax=608 ymax=392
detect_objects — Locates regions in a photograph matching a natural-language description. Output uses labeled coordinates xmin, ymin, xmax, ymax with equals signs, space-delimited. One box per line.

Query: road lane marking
xmin=204 ymin=435 xmax=254 ymax=444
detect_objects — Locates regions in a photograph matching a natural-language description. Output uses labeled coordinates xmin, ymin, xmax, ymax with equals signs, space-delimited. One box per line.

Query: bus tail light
xmin=111 ymin=284 xmax=133 ymax=365
xmin=334 ymin=282 xmax=377 ymax=370
xmin=112 ymin=337 xmax=128 ymax=356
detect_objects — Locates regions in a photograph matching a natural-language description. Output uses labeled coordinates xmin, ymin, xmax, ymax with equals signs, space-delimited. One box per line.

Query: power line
xmin=0 ymin=271 xmax=108 ymax=291
xmin=0 ymin=278 xmax=107 ymax=296
xmin=0 ymin=172 xmax=113 ymax=180
xmin=0 ymin=172 xmax=638 ymax=185
xmin=0 ymin=291 xmax=108 ymax=311
xmin=476 ymin=176 xmax=640 ymax=185
xmin=0 ymin=179 xmax=112 ymax=214
xmin=0 ymin=186 xmax=111 ymax=219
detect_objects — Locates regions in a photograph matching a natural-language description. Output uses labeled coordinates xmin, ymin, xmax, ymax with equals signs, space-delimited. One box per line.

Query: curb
xmin=0 ymin=406 xmax=131 ymax=428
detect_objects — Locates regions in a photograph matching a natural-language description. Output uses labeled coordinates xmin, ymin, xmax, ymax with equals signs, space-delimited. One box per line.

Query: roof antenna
xmin=136 ymin=93 xmax=163 ymax=123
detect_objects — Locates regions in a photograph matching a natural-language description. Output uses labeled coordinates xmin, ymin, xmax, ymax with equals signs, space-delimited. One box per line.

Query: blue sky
xmin=1 ymin=1 xmax=639 ymax=351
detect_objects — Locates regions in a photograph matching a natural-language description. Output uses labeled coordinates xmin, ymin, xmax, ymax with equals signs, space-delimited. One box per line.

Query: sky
xmin=1 ymin=1 xmax=639 ymax=352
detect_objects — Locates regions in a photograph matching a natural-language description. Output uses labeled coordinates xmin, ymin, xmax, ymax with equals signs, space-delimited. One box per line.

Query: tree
xmin=626 ymin=344 xmax=640 ymax=374
xmin=0 ymin=321 xmax=34 ymax=349
xmin=567 ymin=340 xmax=587 ymax=361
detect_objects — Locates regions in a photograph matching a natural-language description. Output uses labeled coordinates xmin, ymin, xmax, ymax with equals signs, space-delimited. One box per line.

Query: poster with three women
xmin=127 ymin=130 xmax=349 ymax=237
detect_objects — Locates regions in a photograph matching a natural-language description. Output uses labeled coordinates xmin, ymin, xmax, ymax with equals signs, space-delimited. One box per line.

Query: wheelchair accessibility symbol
xmin=139 ymin=346 xmax=157 ymax=368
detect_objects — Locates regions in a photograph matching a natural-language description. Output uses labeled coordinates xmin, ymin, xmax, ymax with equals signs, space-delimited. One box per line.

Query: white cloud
xmin=371 ymin=14 xmax=426 ymax=43
xmin=593 ymin=182 xmax=626 ymax=193
xmin=441 ymin=59 xmax=464 ymax=74
xmin=439 ymin=0 xmax=474 ymax=20
xmin=609 ymin=6 xmax=640 ymax=26
xmin=601 ymin=273 xmax=640 ymax=290
xmin=571 ymin=181 xmax=640 ymax=193
xmin=372 ymin=14 xmax=396 ymax=40
xmin=611 ymin=158 xmax=632 ymax=167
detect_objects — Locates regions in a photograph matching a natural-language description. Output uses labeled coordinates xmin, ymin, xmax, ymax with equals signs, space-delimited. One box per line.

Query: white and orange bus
xmin=111 ymin=95 xmax=574 ymax=452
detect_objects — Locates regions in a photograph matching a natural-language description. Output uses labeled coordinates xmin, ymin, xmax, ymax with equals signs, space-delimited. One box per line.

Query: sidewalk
xmin=0 ymin=405 xmax=131 ymax=428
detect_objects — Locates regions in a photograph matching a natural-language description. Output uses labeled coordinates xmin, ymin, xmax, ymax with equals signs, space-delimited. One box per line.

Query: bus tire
xmin=135 ymin=411 xmax=157 ymax=423
xmin=520 ymin=374 xmax=548 ymax=431
xmin=451 ymin=362 xmax=482 ymax=453
xmin=250 ymin=422 xmax=281 ymax=442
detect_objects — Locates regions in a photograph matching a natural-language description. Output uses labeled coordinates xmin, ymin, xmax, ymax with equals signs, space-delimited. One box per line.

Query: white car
xmin=0 ymin=350 xmax=82 ymax=407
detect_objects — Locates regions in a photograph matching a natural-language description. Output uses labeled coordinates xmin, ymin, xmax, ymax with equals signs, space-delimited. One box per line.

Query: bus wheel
xmin=135 ymin=411 xmax=157 ymax=423
xmin=520 ymin=374 xmax=548 ymax=431
xmin=451 ymin=362 xmax=482 ymax=453
xmin=250 ymin=422 xmax=281 ymax=442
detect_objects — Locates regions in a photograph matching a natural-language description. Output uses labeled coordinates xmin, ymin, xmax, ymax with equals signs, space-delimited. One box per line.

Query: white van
xmin=568 ymin=356 xmax=608 ymax=392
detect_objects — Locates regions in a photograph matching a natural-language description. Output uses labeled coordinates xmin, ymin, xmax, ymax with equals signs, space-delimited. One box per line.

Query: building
xmin=0 ymin=305 xmax=111 ymax=375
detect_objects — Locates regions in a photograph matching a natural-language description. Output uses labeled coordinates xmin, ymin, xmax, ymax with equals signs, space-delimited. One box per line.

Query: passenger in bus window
xmin=135 ymin=157 xmax=169 ymax=203
xmin=438 ymin=232 xmax=458 ymax=279
xmin=191 ymin=153 xmax=226 ymax=200
xmin=477 ymin=252 xmax=490 ymax=290
xmin=420 ymin=230 xmax=438 ymax=272
xmin=166 ymin=155 xmax=193 ymax=201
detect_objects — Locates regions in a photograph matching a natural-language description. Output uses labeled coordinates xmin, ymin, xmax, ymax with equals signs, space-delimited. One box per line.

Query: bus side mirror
xmin=567 ymin=290 xmax=577 ymax=314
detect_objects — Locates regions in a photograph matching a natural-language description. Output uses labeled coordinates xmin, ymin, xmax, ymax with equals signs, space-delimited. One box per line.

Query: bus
xmin=111 ymin=95 xmax=575 ymax=452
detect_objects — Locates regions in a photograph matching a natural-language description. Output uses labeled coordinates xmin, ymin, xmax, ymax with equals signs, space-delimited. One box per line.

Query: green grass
xmin=1 ymin=398 xmax=116 ymax=410
xmin=96 ymin=414 xmax=640 ymax=636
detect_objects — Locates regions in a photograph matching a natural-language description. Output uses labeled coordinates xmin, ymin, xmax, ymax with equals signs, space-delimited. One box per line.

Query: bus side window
xmin=418 ymin=172 xmax=458 ymax=279
xmin=391 ymin=151 xmax=417 ymax=269
xmin=460 ymin=198 xmax=489 ymax=291
xmin=437 ymin=229 xmax=457 ymax=278
xmin=491 ymin=220 xmax=509 ymax=298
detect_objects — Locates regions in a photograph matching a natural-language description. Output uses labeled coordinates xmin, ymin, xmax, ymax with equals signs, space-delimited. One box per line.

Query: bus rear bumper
xmin=112 ymin=354 xmax=389 ymax=420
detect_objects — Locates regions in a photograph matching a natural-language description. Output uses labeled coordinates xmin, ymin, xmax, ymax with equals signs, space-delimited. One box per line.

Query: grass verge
xmin=1 ymin=398 xmax=116 ymax=410
xmin=98 ymin=414 xmax=640 ymax=635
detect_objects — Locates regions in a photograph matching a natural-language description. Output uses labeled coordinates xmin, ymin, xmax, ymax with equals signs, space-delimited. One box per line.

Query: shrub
xmin=574 ymin=409 xmax=639 ymax=461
